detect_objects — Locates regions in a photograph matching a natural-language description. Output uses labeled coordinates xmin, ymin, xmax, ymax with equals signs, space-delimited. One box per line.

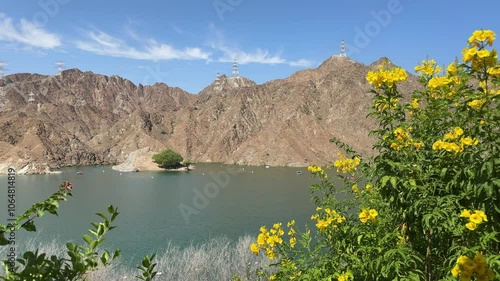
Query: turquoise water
xmin=1 ymin=164 xmax=320 ymax=266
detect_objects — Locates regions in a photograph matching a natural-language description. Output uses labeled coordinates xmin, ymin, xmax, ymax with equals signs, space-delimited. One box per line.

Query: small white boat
xmin=296 ymin=171 xmax=302 ymax=175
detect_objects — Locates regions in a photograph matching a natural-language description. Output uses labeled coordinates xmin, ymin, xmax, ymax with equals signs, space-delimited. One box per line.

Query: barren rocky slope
xmin=0 ymin=56 xmax=420 ymax=174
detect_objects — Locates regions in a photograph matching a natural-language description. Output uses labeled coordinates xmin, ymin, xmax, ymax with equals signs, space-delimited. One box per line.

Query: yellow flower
xmin=474 ymin=210 xmax=488 ymax=222
xmin=250 ymin=243 xmax=260 ymax=255
xmin=338 ymin=272 xmax=353 ymax=281
xmin=462 ymin=47 xmax=478 ymax=63
xmin=457 ymin=255 xmax=470 ymax=265
xmin=316 ymin=219 xmax=330 ymax=231
xmin=413 ymin=141 xmax=424 ymax=150
xmin=365 ymin=183 xmax=372 ymax=190
xmin=468 ymin=99 xmax=486 ymax=110
xmin=454 ymin=127 xmax=464 ymax=137
xmin=487 ymin=67 xmax=500 ymax=76
xmin=390 ymin=142 xmax=401 ymax=150
xmin=269 ymin=275 xmax=277 ymax=281
xmin=468 ymin=29 xmax=496 ymax=46
xmin=369 ymin=209 xmax=378 ymax=218
xmin=415 ymin=59 xmax=441 ymax=76
xmin=351 ymin=184 xmax=359 ymax=194
xmin=477 ymin=49 xmax=490 ymax=58
xmin=367 ymin=67 xmax=408 ymax=88
xmin=474 ymin=252 xmax=486 ymax=266
xmin=289 ymin=236 xmax=296 ymax=248
xmin=428 ymin=76 xmax=451 ymax=90
xmin=451 ymin=264 xmax=461 ymax=277
xmin=460 ymin=209 xmax=471 ymax=218
xmin=447 ymin=62 xmax=458 ymax=75
xmin=359 ymin=209 xmax=370 ymax=223
xmin=257 ymin=233 xmax=267 ymax=246
xmin=334 ymin=154 xmax=361 ymax=173
xmin=466 ymin=221 xmax=477 ymax=231
xmin=287 ymin=220 xmax=295 ymax=227
xmin=460 ymin=270 xmax=472 ymax=281
xmin=461 ymin=137 xmax=478 ymax=146
xmin=410 ymin=98 xmax=419 ymax=109
xmin=470 ymin=213 xmax=483 ymax=224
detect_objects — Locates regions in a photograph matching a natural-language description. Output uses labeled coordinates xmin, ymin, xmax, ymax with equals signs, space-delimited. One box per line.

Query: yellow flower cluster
xmin=389 ymin=127 xmax=424 ymax=151
xmin=460 ymin=209 xmax=487 ymax=231
xmin=447 ymin=62 xmax=458 ymax=76
xmin=414 ymin=59 xmax=441 ymax=76
xmin=337 ymin=271 xmax=353 ymax=281
xmin=451 ymin=252 xmax=495 ymax=281
xmin=307 ymin=165 xmax=322 ymax=173
xmin=468 ymin=30 xmax=496 ymax=46
xmin=432 ymin=127 xmax=478 ymax=154
xmin=311 ymin=207 xmax=346 ymax=232
xmin=251 ymin=223 xmax=285 ymax=259
xmin=487 ymin=67 xmax=500 ymax=77
xmin=359 ymin=208 xmax=378 ymax=223
xmin=410 ymin=98 xmax=419 ymax=109
xmin=287 ymin=220 xmax=296 ymax=248
xmin=462 ymin=30 xmax=498 ymax=69
xmin=333 ymin=153 xmax=361 ymax=174
xmin=366 ymin=67 xmax=408 ymax=89
xmin=468 ymin=99 xmax=487 ymax=110
xmin=428 ymin=76 xmax=451 ymax=90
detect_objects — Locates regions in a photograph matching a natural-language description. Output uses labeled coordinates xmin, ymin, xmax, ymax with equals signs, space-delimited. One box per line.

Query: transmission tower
xmin=214 ymin=72 xmax=222 ymax=91
xmin=232 ymin=59 xmax=239 ymax=77
xmin=56 ymin=61 xmax=65 ymax=75
xmin=339 ymin=40 xmax=347 ymax=57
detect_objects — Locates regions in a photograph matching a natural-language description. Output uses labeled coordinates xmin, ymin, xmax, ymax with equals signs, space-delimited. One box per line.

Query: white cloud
xmin=289 ymin=59 xmax=315 ymax=67
xmin=75 ymin=29 xmax=211 ymax=61
xmin=0 ymin=13 xmax=61 ymax=49
xmin=207 ymin=23 xmax=313 ymax=67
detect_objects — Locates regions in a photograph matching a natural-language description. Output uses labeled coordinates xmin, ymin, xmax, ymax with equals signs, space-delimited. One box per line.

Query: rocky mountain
xmin=0 ymin=56 xmax=421 ymax=174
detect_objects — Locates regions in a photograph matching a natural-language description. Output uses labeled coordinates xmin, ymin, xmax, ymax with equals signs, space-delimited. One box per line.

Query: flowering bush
xmin=251 ymin=29 xmax=500 ymax=280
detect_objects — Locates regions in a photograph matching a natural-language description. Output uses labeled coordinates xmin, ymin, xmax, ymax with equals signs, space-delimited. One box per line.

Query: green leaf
xmin=390 ymin=177 xmax=397 ymax=188
xmin=82 ymin=234 xmax=93 ymax=245
xmin=22 ymin=221 xmax=36 ymax=232
xmin=0 ymin=232 xmax=9 ymax=246
xmin=381 ymin=176 xmax=391 ymax=188
xmin=96 ymin=212 xmax=107 ymax=221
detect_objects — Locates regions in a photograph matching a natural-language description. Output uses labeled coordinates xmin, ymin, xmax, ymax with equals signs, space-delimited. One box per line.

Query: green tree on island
xmin=152 ymin=149 xmax=184 ymax=169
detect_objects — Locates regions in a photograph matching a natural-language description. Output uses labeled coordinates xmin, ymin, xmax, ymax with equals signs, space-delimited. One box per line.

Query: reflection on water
xmin=1 ymin=164 xmax=321 ymax=266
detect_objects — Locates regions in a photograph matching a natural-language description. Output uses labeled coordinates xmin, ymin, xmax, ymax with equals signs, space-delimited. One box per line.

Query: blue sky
xmin=1 ymin=0 xmax=499 ymax=93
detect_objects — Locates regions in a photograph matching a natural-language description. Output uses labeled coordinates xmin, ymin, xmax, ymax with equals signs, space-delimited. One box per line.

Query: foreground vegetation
xmin=249 ymin=29 xmax=500 ymax=280
xmin=0 ymin=235 xmax=270 ymax=280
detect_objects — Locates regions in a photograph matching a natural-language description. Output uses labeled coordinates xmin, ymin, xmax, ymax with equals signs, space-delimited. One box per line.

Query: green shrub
xmin=152 ymin=149 xmax=184 ymax=169
xmin=250 ymin=29 xmax=500 ymax=281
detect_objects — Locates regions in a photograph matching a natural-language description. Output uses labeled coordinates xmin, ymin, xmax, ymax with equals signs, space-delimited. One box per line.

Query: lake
xmin=0 ymin=164 xmax=320 ymax=266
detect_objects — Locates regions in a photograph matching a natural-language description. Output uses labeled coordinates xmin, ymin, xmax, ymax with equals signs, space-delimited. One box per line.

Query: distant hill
xmin=0 ymin=56 xmax=421 ymax=174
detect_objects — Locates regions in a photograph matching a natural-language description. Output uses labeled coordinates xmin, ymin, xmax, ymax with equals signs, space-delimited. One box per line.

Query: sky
xmin=1 ymin=0 xmax=500 ymax=94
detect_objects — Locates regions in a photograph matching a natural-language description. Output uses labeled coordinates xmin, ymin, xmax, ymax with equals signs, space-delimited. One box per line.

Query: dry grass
xmin=0 ymin=235 xmax=273 ymax=280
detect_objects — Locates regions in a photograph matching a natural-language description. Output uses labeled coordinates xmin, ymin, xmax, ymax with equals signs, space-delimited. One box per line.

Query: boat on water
xmin=77 ymin=171 xmax=83 ymax=175
xmin=296 ymin=171 xmax=302 ymax=175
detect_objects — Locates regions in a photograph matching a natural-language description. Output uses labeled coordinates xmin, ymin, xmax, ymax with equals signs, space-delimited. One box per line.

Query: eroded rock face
xmin=0 ymin=57 xmax=422 ymax=174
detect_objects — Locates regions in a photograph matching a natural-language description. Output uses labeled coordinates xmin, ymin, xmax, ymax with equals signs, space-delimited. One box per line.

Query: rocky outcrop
xmin=0 ymin=56 xmax=422 ymax=174
xmin=112 ymin=147 xmax=163 ymax=172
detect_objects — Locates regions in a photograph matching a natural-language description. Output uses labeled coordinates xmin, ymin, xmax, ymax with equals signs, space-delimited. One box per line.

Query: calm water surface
xmin=1 ymin=164 xmax=322 ymax=265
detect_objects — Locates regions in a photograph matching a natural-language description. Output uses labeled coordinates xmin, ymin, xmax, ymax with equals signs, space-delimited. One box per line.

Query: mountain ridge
xmin=0 ymin=55 xmax=421 ymax=174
